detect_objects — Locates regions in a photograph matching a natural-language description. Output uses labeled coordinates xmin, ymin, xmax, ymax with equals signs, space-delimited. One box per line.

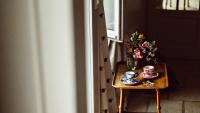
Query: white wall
xmin=0 ymin=0 xmax=87 ymax=113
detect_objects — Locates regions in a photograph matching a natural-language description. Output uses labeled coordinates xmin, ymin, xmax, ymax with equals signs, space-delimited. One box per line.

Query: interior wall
xmin=123 ymin=0 xmax=147 ymax=37
xmin=147 ymin=1 xmax=200 ymax=60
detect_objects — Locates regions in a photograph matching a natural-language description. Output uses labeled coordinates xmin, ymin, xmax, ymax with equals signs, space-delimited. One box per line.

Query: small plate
xmin=121 ymin=77 xmax=140 ymax=85
xmin=141 ymin=72 xmax=159 ymax=79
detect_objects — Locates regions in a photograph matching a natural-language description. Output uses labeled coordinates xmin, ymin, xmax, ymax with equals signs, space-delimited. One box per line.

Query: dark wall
xmin=124 ymin=0 xmax=200 ymax=59
xmin=123 ymin=0 xmax=147 ymax=36
xmin=147 ymin=1 xmax=200 ymax=60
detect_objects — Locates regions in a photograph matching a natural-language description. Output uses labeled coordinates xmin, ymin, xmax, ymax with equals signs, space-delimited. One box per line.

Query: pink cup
xmin=143 ymin=65 xmax=155 ymax=75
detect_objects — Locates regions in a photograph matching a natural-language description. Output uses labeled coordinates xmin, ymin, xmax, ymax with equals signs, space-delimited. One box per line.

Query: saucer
xmin=141 ymin=72 xmax=159 ymax=79
xmin=121 ymin=77 xmax=140 ymax=85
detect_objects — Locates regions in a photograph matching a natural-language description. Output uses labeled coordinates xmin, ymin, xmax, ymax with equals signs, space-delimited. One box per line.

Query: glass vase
xmin=126 ymin=54 xmax=139 ymax=71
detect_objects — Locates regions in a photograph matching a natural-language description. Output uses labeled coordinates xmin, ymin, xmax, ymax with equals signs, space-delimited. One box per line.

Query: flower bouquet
xmin=124 ymin=31 xmax=158 ymax=70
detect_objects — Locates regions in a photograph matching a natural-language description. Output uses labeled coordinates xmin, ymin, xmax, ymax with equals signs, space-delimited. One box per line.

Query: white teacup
xmin=143 ymin=65 xmax=155 ymax=75
xmin=125 ymin=71 xmax=136 ymax=79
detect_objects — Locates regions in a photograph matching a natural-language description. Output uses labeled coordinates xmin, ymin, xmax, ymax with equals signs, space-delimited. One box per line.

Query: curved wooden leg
xmin=119 ymin=88 xmax=124 ymax=113
xmin=156 ymin=89 xmax=161 ymax=113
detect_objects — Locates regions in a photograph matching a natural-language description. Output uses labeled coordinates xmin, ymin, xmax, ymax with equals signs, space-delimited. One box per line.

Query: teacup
xmin=143 ymin=65 xmax=155 ymax=75
xmin=125 ymin=71 xmax=137 ymax=79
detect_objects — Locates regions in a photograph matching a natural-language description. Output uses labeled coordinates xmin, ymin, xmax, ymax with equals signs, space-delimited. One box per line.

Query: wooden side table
xmin=112 ymin=63 xmax=169 ymax=113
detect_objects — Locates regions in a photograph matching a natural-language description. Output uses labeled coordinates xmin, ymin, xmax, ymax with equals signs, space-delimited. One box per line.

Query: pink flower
xmin=133 ymin=48 xmax=143 ymax=59
xmin=142 ymin=41 xmax=151 ymax=48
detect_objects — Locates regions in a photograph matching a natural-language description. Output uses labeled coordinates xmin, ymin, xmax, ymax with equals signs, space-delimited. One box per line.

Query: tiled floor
xmin=123 ymin=60 xmax=200 ymax=113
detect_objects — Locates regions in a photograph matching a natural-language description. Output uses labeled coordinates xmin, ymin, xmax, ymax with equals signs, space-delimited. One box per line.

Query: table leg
xmin=119 ymin=88 xmax=124 ymax=113
xmin=156 ymin=89 xmax=161 ymax=113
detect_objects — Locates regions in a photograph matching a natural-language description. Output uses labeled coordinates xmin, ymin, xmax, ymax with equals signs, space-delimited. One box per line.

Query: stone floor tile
xmin=147 ymin=99 xmax=183 ymax=113
xmin=185 ymin=101 xmax=200 ymax=113
xmin=168 ymin=88 xmax=200 ymax=101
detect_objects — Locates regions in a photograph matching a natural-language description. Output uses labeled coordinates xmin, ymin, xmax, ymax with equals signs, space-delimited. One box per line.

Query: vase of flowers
xmin=124 ymin=31 xmax=158 ymax=70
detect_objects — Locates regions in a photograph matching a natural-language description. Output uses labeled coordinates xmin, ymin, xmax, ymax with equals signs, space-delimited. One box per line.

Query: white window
xmin=104 ymin=0 xmax=120 ymax=40
xmin=161 ymin=0 xmax=200 ymax=10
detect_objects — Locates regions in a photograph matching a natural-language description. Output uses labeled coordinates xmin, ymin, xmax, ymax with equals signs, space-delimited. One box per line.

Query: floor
xmin=122 ymin=60 xmax=200 ymax=113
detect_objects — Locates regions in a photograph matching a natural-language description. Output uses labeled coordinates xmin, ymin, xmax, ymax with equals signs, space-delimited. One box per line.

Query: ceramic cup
xmin=125 ymin=71 xmax=136 ymax=79
xmin=143 ymin=65 xmax=155 ymax=75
